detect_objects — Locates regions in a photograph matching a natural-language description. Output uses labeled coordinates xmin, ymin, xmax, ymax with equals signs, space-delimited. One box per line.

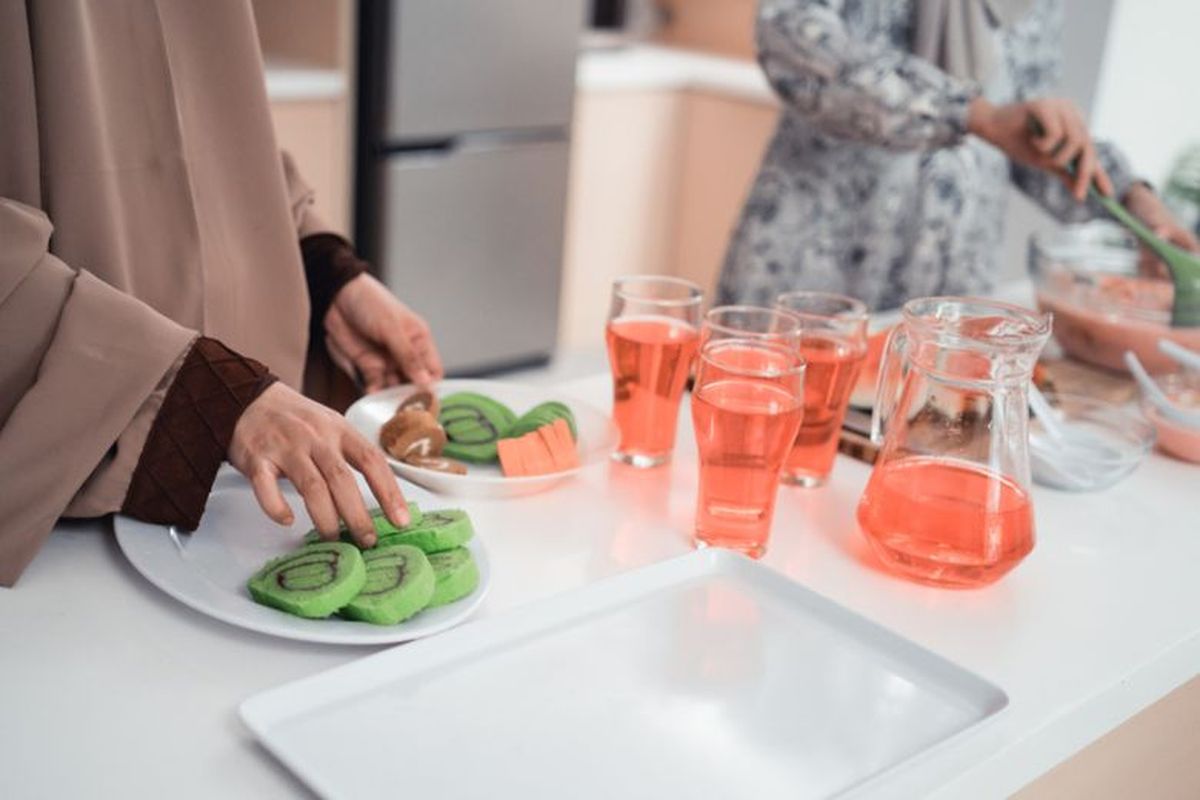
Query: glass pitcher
xmin=856 ymin=297 xmax=1052 ymax=587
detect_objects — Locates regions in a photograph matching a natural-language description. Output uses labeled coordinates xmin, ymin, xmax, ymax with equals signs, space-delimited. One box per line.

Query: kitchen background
xmin=254 ymin=0 xmax=1200 ymax=375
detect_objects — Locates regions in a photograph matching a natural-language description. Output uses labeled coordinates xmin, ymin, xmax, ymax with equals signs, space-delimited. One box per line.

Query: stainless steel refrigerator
xmin=355 ymin=0 xmax=584 ymax=376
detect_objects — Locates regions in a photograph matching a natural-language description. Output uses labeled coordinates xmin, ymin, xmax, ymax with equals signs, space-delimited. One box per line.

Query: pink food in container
xmin=1031 ymin=223 xmax=1200 ymax=374
xmin=1143 ymin=372 xmax=1200 ymax=464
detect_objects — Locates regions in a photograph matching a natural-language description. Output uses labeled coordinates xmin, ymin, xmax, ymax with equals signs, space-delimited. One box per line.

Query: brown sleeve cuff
xmin=301 ymin=233 xmax=368 ymax=346
xmin=120 ymin=337 xmax=276 ymax=529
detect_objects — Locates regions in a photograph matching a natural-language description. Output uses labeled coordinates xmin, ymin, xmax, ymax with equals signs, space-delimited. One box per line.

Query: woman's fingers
xmin=381 ymin=317 xmax=433 ymax=386
xmin=1029 ymin=104 xmax=1063 ymax=155
xmin=1042 ymin=105 xmax=1111 ymax=200
xmin=312 ymin=444 xmax=377 ymax=547
xmin=326 ymin=306 xmax=392 ymax=392
xmin=344 ymin=432 xmax=410 ymax=529
xmin=249 ymin=461 xmax=294 ymax=526
xmin=229 ymin=383 xmax=407 ymax=541
xmin=283 ymin=455 xmax=342 ymax=539
xmin=1072 ymin=140 xmax=1096 ymax=201
xmin=1052 ymin=108 xmax=1083 ymax=167
xmin=408 ymin=319 xmax=444 ymax=381
xmin=1162 ymin=224 xmax=1200 ymax=253
xmin=1093 ymin=161 xmax=1114 ymax=198
xmin=353 ymin=348 xmax=394 ymax=393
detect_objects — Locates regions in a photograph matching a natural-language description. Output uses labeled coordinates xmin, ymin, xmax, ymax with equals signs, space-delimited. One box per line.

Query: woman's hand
xmin=968 ymin=97 xmax=1112 ymax=202
xmin=1125 ymin=183 xmax=1200 ymax=276
xmin=228 ymin=382 xmax=411 ymax=545
xmin=324 ymin=274 xmax=444 ymax=392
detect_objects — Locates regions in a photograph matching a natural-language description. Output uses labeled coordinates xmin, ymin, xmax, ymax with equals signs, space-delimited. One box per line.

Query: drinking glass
xmin=774 ymin=291 xmax=869 ymax=487
xmin=701 ymin=306 xmax=803 ymax=349
xmin=606 ymin=276 xmax=704 ymax=467
xmin=691 ymin=338 xmax=806 ymax=558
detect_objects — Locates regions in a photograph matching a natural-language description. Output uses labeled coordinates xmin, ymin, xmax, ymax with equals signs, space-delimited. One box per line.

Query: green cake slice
xmin=370 ymin=502 xmax=423 ymax=535
xmin=248 ymin=542 xmax=366 ymax=619
xmin=340 ymin=544 xmax=435 ymax=625
xmin=439 ymin=392 xmax=517 ymax=463
xmin=376 ymin=508 xmax=475 ymax=554
xmin=426 ymin=547 xmax=480 ymax=608
xmin=505 ymin=401 xmax=577 ymax=441
xmin=303 ymin=502 xmax=423 ymax=545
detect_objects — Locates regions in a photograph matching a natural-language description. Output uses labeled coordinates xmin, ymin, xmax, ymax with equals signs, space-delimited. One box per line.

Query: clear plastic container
xmin=1142 ymin=372 xmax=1200 ymax=463
xmin=1029 ymin=222 xmax=1200 ymax=373
xmin=1029 ymin=393 xmax=1155 ymax=491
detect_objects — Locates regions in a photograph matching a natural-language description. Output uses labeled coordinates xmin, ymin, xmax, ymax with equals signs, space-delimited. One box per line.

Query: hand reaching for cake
xmin=228 ymin=383 xmax=411 ymax=545
xmin=325 ymin=274 xmax=444 ymax=392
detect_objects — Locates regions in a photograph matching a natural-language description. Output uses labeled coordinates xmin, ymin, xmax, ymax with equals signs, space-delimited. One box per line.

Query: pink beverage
xmin=774 ymin=291 xmax=869 ymax=487
xmin=606 ymin=316 xmax=699 ymax=466
xmin=692 ymin=343 xmax=805 ymax=558
xmin=857 ymin=457 xmax=1035 ymax=587
xmin=784 ymin=332 xmax=866 ymax=485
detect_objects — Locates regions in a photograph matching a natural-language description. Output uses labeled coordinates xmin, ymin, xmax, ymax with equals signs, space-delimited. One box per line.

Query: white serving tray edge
xmin=240 ymin=549 xmax=1009 ymax=799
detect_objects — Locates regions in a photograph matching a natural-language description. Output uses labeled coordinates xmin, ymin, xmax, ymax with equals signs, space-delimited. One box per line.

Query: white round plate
xmin=346 ymin=379 xmax=618 ymax=499
xmin=114 ymin=470 xmax=491 ymax=645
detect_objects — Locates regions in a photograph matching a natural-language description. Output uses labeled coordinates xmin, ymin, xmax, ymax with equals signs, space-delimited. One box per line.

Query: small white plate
xmin=345 ymin=379 xmax=618 ymax=499
xmin=241 ymin=550 xmax=1007 ymax=799
xmin=114 ymin=470 xmax=491 ymax=646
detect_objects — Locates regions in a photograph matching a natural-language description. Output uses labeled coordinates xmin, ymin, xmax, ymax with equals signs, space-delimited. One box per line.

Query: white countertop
xmin=4 ymin=344 xmax=1199 ymax=797
xmin=263 ymin=60 xmax=346 ymax=102
xmin=265 ymin=44 xmax=773 ymax=106
xmin=577 ymin=42 xmax=776 ymax=104
xmin=263 ymin=44 xmax=774 ymax=105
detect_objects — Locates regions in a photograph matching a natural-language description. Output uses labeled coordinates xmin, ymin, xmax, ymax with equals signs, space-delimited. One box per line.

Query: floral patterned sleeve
xmin=1004 ymin=0 xmax=1138 ymax=222
xmin=756 ymin=0 xmax=979 ymax=151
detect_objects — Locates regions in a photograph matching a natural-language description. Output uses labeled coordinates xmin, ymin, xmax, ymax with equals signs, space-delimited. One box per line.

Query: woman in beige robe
xmin=0 ymin=0 xmax=442 ymax=585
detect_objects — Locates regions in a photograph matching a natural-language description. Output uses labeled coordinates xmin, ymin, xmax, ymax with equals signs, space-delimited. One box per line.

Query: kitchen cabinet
xmin=560 ymin=88 xmax=690 ymax=348
xmin=560 ymin=51 xmax=778 ymax=348
xmin=672 ymin=91 xmax=778 ymax=297
xmin=269 ymin=99 xmax=349 ymax=234
xmin=656 ymin=0 xmax=757 ymax=60
xmin=252 ymin=0 xmax=354 ymax=234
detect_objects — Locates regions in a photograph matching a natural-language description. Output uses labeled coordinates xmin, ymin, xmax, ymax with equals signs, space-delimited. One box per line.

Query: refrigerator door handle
xmin=381 ymin=127 xmax=567 ymax=159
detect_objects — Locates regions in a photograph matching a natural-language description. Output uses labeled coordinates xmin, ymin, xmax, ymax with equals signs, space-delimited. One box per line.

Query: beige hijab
xmin=913 ymin=0 xmax=1036 ymax=83
xmin=0 ymin=0 xmax=326 ymax=585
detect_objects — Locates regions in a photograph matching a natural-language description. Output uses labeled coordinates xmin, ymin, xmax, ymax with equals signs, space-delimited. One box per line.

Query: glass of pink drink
xmin=774 ymin=291 xmax=869 ymax=487
xmin=606 ymin=276 xmax=704 ymax=468
xmin=701 ymin=306 xmax=803 ymax=350
xmin=692 ymin=339 xmax=806 ymax=558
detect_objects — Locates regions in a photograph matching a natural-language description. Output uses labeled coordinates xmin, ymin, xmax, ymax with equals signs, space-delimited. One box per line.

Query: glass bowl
xmin=1029 ymin=221 xmax=1200 ymax=373
xmin=1029 ymin=392 xmax=1156 ymax=491
xmin=1141 ymin=371 xmax=1200 ymax=463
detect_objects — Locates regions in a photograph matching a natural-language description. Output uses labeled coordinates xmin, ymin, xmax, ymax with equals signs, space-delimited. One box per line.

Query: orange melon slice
xmin=499 ymin=421 xmax=581 ymax=477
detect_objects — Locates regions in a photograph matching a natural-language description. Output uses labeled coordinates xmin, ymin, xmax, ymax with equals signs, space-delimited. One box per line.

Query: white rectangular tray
xmin=241 ymin=550 xmax=1007 ymax=799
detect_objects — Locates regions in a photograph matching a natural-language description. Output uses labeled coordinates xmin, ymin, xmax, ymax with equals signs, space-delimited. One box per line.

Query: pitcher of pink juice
xmin=856 ymin=297 xmax=1052 ymax=588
